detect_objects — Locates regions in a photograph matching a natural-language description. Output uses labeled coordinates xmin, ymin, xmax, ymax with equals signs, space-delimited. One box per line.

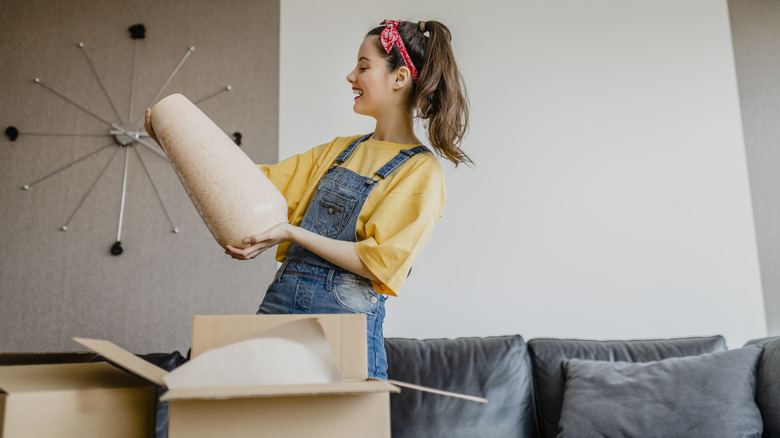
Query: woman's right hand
xmin=144 ymin=108 xmax=160 ymax=145
xmin=225 ymin=222 xmax=294 ymax=261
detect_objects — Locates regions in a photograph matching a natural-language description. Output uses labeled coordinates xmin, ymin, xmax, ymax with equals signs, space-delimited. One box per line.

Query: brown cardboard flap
xmin=0 ymin=362 xmax=153 ymax=394
xmin=72 ymin=338 xmax=167 ymax=387
xmin=0 ymin=352 xmax=97 ymax=366
xmin=160 ymin=380 xmax=398 ymax=402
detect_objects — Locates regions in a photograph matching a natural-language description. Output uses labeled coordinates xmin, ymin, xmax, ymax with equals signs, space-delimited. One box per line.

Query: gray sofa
xmin=385 ymin=334 xmax=780 ymax=438
xmin=130 ymin=333 xmax=778 ymax=437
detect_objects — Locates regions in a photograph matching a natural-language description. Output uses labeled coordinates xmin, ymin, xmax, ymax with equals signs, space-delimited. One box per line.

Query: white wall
xmin=279 ymin=0 xmax=766 ymax=348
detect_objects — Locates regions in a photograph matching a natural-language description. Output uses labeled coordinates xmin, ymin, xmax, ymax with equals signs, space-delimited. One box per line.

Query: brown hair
xmin=367 ymin=20 xmax=472 ymax=166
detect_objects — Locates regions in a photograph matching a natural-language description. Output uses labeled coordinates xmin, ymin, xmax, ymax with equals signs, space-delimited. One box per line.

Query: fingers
xmin=225 ymin=228 xmax=284 ymax=260
xmin=224 ymin=243 xmax=265 ymax=261
xmin=144 ymin=108 xmax=158 ymax=143
xmin=225 ymin=245 xmax=249 ymax=260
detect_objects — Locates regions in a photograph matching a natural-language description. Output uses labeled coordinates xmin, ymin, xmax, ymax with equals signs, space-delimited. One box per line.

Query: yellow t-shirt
xmin=258 ymin=135 xmax=446 ymax=296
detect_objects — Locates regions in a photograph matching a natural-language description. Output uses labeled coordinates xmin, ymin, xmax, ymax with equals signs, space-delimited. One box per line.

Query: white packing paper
xmin=163 ymin=318 xmax=342 ymax=388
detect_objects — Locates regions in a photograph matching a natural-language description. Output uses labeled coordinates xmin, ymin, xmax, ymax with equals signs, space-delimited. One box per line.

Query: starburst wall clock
xmin=5 ymin=24 xmax=242 ymax=256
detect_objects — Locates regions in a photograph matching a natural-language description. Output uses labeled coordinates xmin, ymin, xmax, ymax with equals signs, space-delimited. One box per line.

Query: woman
xmin=147 ymin=19 xmax=471 ymax=379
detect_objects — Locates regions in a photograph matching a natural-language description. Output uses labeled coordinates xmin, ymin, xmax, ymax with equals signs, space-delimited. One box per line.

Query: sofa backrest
xmin=385 ymin=335 xmax=538 ymax=438
xmin=526 ymin=335 xmax=727 ymax=438
xmin=746 ymin=336 xmax=780 ymax=438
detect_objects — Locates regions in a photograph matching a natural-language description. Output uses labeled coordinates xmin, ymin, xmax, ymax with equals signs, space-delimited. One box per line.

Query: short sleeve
xmin=257 ymin=143 xmax=329 ymax=220
xmin=355 ymin=155 xmax=446 ymax=295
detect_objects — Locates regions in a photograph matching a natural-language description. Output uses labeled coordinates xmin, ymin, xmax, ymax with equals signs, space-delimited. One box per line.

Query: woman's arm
xmin=224 ymin=223 xmax=379 ymax=281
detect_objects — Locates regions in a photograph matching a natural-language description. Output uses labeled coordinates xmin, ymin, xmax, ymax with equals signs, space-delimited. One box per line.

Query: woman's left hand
xmin=143 ymin=108 xmax=161 ymax=145
xmin=224 ymin=222 xmax=294 ymax=260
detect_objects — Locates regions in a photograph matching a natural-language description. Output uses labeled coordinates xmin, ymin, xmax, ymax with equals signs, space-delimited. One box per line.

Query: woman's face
xmin=346 ymin=36 xmax=397 ymax=118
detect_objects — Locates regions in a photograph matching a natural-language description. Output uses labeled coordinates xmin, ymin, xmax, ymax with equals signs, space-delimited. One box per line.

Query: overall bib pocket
xmin=312 ymin=189 xmax=357 ymax=238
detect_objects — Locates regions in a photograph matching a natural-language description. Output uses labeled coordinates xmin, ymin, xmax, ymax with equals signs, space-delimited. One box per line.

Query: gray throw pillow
xmin=558 ymin=345 xmax=764 ymax=438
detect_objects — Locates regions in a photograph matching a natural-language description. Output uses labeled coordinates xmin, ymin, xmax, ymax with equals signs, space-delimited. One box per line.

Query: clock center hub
xmin=112 ymin=122 xmax=143 ymax=146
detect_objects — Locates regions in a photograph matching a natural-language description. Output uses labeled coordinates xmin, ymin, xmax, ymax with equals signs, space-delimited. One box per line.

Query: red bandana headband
xmin=379 ymin=20 xmax=419 ymax=82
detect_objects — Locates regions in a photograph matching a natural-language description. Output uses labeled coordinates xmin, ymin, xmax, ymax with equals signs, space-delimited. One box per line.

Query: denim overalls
xmin=257 ymin=134 xmax=431 ymax=379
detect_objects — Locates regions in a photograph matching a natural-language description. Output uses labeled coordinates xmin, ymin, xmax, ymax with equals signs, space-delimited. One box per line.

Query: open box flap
xmin=0 ymin=352 xmax=98 ymax=366
xmin=73 ymin=338 xmax=167 ymax=387
xmin=0 ymin=362 xmax=152 ymax=394
xmin=160 ymin=379 xmax=399 ymax=402
xmin=387 ymin=379 xmax=487 ymax=404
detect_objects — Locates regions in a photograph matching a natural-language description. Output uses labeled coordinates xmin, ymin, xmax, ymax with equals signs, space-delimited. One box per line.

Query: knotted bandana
xmin=379 ymin=20 xmax=419 ymax=82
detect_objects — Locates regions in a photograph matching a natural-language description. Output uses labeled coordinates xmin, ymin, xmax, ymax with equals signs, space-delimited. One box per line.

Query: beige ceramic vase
xmin=150 ymin=94 xmax=287 ymax=249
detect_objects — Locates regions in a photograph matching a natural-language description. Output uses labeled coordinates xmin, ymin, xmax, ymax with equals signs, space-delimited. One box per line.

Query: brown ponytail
xmin=367 ymin=20 xmax=472 ymax=166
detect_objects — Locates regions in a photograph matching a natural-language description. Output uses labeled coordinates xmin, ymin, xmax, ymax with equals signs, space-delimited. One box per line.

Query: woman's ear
xmin=393 ymin=67 xmax=413 ymax=90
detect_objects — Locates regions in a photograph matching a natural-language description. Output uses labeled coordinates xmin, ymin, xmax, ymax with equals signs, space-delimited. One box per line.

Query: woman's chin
xmin=352 ymin=104 xmax=369 ymax=117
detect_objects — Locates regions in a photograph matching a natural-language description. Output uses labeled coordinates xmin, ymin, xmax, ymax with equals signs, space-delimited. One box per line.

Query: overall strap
xmin=374 ymin=145 xmax=432 ymax=179
xmin=333 ymin=134 xmax=372 ymax=165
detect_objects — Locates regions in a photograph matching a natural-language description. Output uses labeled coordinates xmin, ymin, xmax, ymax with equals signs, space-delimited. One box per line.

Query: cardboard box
xmin=0 ymin=361 xmax=156 ymax=437
xmin=76 ymin=315 xmax=399 ymax=438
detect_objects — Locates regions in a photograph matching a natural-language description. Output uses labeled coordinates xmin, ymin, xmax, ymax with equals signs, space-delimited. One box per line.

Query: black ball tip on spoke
xmin=111 ymin=241 xmax=124 ymax=256
xmin=232 ymin=132 xmax=242 ymax=146
xmin=5 ymin=126 xmax=19 ymax=141
xmin=129 ymin=24 xmax=146 ymax=40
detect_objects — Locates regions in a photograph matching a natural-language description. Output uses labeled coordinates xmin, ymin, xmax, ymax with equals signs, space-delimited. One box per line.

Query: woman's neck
xmin=371 ymin=111 xmax=421 ymax=145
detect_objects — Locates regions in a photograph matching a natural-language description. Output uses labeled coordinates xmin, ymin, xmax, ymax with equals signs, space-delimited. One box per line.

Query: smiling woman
xmin=364 ymin=20 xmax=470 ymax=165
xmin=144 ymin=18 xmax=471 ymax=380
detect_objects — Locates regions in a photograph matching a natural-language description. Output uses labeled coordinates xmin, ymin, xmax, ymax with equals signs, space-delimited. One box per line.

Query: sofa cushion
xmin=527 ymin=335 xmax=727 ymax=438
xmin=557 ymin=345 xmax=764 ymax=438
xmin=746 ymin=336 xmax=780 ymax=437
xmin=385 ymin=335 xmax=537 ymax=438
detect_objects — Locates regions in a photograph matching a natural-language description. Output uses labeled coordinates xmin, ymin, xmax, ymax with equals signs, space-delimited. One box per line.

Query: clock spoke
xmin=132 ymin=146 xmax=179 ymax=233
xmin=17 ymin=132 xmax=110 ymax=138
xmin=33 ymin=78 xmax=114 ymax=128
xmin=194 ymin=85 xmax=232 ymax=105
xmin=78 ymin=42 xmax=123 ymax=123
xmin=22 ymin=142 xmax=114 ymax=190
xmin=134 ymin=46 xmax=196 ymax=126
xmin=61 ymin=146 xmax=121 ymax=231
xmin=116 ymin=146 xmax=131 ymax=243
xmin=128 ymin=39 xmax=139 ymax=123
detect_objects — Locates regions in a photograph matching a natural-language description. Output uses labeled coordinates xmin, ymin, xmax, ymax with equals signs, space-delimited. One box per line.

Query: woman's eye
xmin=359 ymin=67 xmax=368 ymax=71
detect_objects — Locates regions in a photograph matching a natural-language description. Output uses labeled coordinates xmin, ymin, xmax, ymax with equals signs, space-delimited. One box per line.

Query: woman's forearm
xmin=288 ymin=226 xmax=378 ymax=281
xmin=225 ymin=223 xmax=378 ymax=282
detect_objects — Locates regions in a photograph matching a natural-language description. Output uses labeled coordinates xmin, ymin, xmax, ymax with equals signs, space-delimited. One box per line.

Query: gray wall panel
xmin=729 ymin=0 xmax=780 ymax=335
xmin=0 ymin=0 xmax=280 ymax=354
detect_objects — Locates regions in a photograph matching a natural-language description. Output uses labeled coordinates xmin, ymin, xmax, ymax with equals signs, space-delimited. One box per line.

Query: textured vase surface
xmin=151 ymin=93 xmax=287 ymax=248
